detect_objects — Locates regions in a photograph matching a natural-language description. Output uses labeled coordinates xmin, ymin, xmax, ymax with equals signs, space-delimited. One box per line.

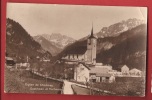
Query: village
xmin=61 ymin=26 xmax=144 ymax=83
xmin=5 ymin=26 xmax=145 ymax=95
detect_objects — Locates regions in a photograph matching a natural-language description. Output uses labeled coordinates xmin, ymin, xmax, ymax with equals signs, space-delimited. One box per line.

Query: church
xmin=61 ymin=25 xmax=115 ymax=83
xmin=62 ymin=26 xmax=97 ymax=65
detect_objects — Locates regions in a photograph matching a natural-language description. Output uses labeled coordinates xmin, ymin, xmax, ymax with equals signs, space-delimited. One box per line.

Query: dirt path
xmin=63 ymin=80 xmax=74 ymax=94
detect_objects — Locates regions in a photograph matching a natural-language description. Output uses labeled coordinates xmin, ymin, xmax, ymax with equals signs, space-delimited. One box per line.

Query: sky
xmin=7 ymin=3 xmax=147 ymax=40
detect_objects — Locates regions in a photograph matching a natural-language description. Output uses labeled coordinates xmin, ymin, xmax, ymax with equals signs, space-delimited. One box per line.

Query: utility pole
xmin=45 ymin=72 xmax=48 ymax=84
xmin=89 ymin=79 xmax=92 ymax=95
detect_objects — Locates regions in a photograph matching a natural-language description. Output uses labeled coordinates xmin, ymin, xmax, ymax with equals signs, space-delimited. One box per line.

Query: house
xmin=95 ymin=63 xmax=112 ymax=70
xmin=90 ymin=67 xmax=112 ymax=82
xmin=74 ymin=62 xmax=90 ymax=82
xmin=74 ymin=62 xmax=114 ymax=83
xmin=5 ymin=57 xmax=16 ymax=69
xmin=62 ymin=26 xmax=97 ymax=65
xmin=108 ymin=70 xmax=122 ymax=77
xmin=109 ymin=75 xmax=115 ymax=83
xmin=120 ymin=65 xmax=129 ymax=75
xmin=129 ymin=68 xmax=142 ymax=76
xmin=16 ymin=62 xmax=30 ymax=70
xmin=40 ymin=52 xmax=51 ymax=62
xmin=40 ymin=57 xmax=50 ymax=62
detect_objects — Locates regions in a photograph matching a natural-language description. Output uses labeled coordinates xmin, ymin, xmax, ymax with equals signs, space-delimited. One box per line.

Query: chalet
xmin=120 ymin=65 xmax=129 ymax=75
xmin=74 ymin=62 xmax=90 ymax=82
xmin=40 ymin=57 xmax=50 ymax=62
xmin=15 ymin=62 xmax=30 ymax=70
xmin=90 ymin=67 xmax=112 ymax=82
xmin=95 ymin=63 xmax=112 ymax=70
xmin=74 ymin=62 xmax=115 ymax=83
xmin=5 ymin=57 xmax=16 ymax=68
xmin=108 ymin=70 xmax=122 ymax=77
xmin=129 ymin=68 xmax=142 ymax=76
xmin=62 ymin=26 xmax=97 ymax=65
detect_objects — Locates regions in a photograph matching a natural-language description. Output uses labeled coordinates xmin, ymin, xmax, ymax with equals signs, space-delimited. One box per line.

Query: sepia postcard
xmin=5 ymin=3 xmax=147 ymax=96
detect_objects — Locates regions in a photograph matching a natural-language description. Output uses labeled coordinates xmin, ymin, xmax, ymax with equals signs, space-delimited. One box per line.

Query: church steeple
xmin=89 ymin=23 xmax=96 ymax=39
xmin=87 ymin=23 xmax=97 ymax=65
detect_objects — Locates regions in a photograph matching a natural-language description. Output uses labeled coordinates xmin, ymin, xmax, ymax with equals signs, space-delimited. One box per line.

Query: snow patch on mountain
xmin=40 ymin=33 xmax=76 ymax=49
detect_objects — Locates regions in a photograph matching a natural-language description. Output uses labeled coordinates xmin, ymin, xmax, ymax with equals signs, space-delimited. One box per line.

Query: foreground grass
xmin=4 ymin=68 xmax=31 ymax=93
xmin=71 ymin=77 xmax=145 ymax=96
xmin=71 ymin=85 xmax=90 ymax=95
xmin=92 ymin=77 xmax=145 ymax=96
xmin=4 ymin=68 xmax=63 ymax=94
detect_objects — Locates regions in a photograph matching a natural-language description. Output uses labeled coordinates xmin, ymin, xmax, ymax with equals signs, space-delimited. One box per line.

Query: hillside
xmin=59 ymin=24 xmax=147 ymax=71
xmin=6 ymin=18 xmax=52 ymax=62
xmin=33 ymin=36 xmax=62 ymax=56
xmin=96 ymin=24 xmax=147 ymax=71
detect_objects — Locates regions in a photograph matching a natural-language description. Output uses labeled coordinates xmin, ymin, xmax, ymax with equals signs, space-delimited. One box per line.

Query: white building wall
xmin=121 ymin=65 xmax=129 ymax=74
xmin=74 ymin=64 xmax=90 ymax=82
xmin=74 ymin=54 xmax=78 ymax=60
xmin=77 ymin=55 xmax=85 ymax=61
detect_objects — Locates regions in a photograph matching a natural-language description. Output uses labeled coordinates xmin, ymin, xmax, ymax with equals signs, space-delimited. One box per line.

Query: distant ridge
xmin=6 ymin=18 xmax=52 ymax=62
xmin=33 ymin=35 xmax=62 ymax=56
xmin=58 ymin=21 xmax=147 ymax=71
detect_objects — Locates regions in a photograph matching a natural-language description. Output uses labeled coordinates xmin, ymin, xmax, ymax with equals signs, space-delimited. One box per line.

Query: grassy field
xmin=92 ymin=77 xmax=145 ymax=96
xmin=71 ymin=77 xmax=145 ymax=96
xmin=71 ymin=84 xmax=116 ymax=96
xmin=4 ymin=67 xmax=145 ymax=96
xmin=71 ymin=85 xmax=90 ymax=95
xmin=4 ymin=68 xmax=63 ymax=94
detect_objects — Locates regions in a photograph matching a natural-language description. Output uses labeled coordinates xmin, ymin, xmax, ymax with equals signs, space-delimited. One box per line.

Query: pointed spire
xmin=91 ymin=22 xmax=93 ymax=37
xmin=89 ymin=22 xmax=96 ymax=38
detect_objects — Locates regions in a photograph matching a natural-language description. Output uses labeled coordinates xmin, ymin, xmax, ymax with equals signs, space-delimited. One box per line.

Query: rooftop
xmin=65 ymin=46 xmax=87 ymax=54
xmin=90 ymin=67 xmax=109 ymax=74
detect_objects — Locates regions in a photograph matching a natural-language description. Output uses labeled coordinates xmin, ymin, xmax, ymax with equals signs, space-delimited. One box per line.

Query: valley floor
xmin=4 ymin=66 xmax=145 ymax=96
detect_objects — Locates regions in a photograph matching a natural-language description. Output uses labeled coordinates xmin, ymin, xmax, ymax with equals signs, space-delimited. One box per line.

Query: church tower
xmin=87 ymin=25 xmax=97 ymax=65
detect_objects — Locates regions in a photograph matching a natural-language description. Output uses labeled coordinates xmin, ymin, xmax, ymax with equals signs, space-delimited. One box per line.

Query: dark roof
xmin=90 ymin=67 xmax=111 ymax=77
xmin=66 ymin=46 xmax=87 ymax=54
xmin=78 ymin=62 xmax=90 ymax=70
xmin=89 ymin=34 xmax=96 ymax=39
xmin=96 ymin=73 xmax=111 ymax=77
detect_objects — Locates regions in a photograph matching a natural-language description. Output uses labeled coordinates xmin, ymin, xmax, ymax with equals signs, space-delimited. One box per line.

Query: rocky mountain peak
xmin=40 ymin=33 xmax=76 ymax=49
xmin=97 ymin=18 xmax=146 ymax=38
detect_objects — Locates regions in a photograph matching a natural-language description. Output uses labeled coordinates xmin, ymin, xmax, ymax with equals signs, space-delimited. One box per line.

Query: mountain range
xmin=96 ymin=18 xmax=145 ymax=38
xmin=6 ymin=18 xmax=147 ymax=71
xmin=6 ymin=18 xmax=52 ymax=62
xmin=38 ymin=33 xmax=75 ymax=49
xmin=59 ymin=18 xmax=147 ymax=71
xmin=79 ymin=18 xmax=145 ymax=41
xmin=33 ymin=33 xmax=76 ymax=56
xmin=96 ymin=24 xmax=147 ymax=71
xmin=33 ymin=35 xmax=62 ymax=56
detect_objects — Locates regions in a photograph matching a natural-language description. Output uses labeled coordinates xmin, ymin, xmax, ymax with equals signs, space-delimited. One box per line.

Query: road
xmin=62 ymin=80 xmax=89 ymax=94
xmin=63 ymin=80 xmax=75 ymax=94
xmin=31 ymin=71 xmax=114 ymax=95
